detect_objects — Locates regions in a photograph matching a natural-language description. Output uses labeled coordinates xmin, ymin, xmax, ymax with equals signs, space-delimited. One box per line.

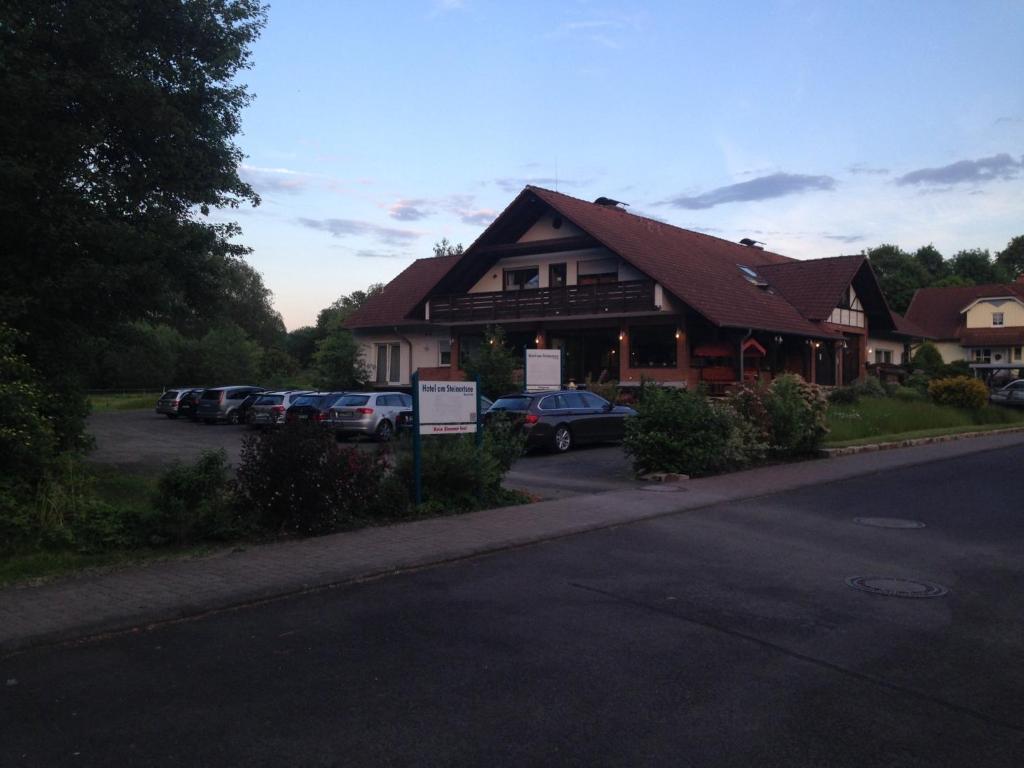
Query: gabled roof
xmin=891 ymin=312 xmax=934 ymax=339
xmin=521 ymin=187 xmax=834 ymax=338
xmin=344 ymin=254 xmax=460 ymax=329
xmin=905 ymin=283 xmax=1024 ymax=340
xmin=757 ymin=255 xmax=865 ymax=321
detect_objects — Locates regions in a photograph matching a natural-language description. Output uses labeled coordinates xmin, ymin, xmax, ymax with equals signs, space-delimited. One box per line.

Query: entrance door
xmin=842 ymin=342 xmax=861 ymax=385
xmin=548 ymin=329 xmax=619 ymax=385
xmin=815 ymin=344 xmax=836 ymax=386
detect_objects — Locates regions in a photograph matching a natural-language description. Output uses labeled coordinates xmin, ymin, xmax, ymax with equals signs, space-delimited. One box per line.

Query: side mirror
xmin=603 ymin=401 xmax=614 ymax=412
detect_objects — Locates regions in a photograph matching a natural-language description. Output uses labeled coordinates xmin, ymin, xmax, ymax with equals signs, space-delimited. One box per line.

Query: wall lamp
xmin=618 ymin=331 xmax=625 ymax=341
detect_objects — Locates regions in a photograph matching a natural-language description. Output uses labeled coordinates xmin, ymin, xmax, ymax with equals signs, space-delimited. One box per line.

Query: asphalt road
xmin=4 ymin=445 xmax=1022 ymax=766
xmin=87 ymin=409 xmax=639 ymax=497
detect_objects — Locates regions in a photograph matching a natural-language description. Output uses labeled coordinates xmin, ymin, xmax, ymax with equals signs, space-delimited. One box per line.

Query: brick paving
xmin=3 ymin=430 xmax=1023 ymax=654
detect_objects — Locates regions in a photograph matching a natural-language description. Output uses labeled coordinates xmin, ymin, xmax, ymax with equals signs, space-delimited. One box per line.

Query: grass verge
xmin=825 ymin=396 xmax=1024 ymax=447
xmin=88 ymin=391 xmax=162 ymax=411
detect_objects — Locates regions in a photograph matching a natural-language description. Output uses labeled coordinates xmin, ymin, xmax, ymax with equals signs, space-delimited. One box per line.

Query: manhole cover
xmin=846 ymin=576 xmax=948 ymax=598
xmin=642 ymin=485 xmax=686 ymax=493
xmin=853 ymin=517 xmax=926 ymax=529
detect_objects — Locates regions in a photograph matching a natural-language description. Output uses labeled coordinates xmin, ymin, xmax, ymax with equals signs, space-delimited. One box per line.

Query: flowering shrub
xmin=765 ymin=374 xmax=830 ymax=455
xmin=235 ymin=423 xmax=391 ymax=536
xmin=928 ymin=376 xmax=988 ymax=410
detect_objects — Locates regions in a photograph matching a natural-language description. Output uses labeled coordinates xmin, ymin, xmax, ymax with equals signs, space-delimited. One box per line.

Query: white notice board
xmin=525 ymin=349 xmax=562 ymax=392
xmin=416 ymin=380 xmax=478 ymax=435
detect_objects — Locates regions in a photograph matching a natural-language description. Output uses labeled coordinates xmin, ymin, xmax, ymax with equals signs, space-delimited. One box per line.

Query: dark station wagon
xmin=485 ymin=390 xmax=636 ymax=452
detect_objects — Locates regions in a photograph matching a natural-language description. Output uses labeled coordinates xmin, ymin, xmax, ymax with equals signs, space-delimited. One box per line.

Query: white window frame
xmin=374 ymin=343 xmax=402 ymax=384
xmin=438 ymin=338 xmax=452 ymax=367
xmin=993 ymin=312 xmax=1004 ymax=326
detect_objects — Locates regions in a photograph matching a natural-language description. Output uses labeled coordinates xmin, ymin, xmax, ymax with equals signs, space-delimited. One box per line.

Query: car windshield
xmin=336 ymin=395 xmax=370 ymax=407
xmin=291 ymin=395 xmax=318 ymax=407
xmin=490 ymin=396 xmax=532 ymax=411
xmin=255 ymin=395 xmax=283 ymax=406
xmin=161 ymin=390 xmax=179 ymax=399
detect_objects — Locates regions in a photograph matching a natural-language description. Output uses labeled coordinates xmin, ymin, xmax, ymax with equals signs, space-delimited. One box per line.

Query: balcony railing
xmin=428 ymin=280 xmax=657 ymax=323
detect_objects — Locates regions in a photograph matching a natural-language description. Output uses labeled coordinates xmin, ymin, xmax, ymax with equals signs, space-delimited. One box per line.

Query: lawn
xmin=825 ymin=397 xmax=1024 ymax=447
xmin=0 ymin=464 xmax=212 ymax=586
xmin=88 ymin=391 xmax=162 ymax=411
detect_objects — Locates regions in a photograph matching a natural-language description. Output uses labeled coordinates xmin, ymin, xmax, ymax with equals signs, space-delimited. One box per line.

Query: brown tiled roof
xmin=757 ymin=255 xmax=865 ymax=320
xmin=891 ymin=312 xmax=934 ymax=339
xmin=905 ymin=283 xmax=1024 ymax=340
xmin=959 ymin=327 xmax=1024 ymax=347
xmin=526 ymin=187 xmax=838 ymax=338
xmin=343 ymin=254 xmax=461 ymax=328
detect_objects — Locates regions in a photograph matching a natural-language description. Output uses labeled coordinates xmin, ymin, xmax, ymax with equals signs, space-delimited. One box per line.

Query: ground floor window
xmin=1014 ymin=346 xmax=1022 ymax=361
xmin=874 ymin=349 xmax=892 ymax=364
xmin=629 ymin=325 xmax=677 ymax=368
xmin=374 ymin=343 xmax=402 ymax=384
xmin=438 ymin=338 xmax=451 ymax=366
xmin=972 ymin=348 xmax=992 ymax=364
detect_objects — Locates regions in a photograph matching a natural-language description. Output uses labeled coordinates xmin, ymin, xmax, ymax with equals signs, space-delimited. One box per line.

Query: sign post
xmin=411 ymin=375 xmax=480 ymax=506
xmin=524 ymin=348 xmax=563 ymax=392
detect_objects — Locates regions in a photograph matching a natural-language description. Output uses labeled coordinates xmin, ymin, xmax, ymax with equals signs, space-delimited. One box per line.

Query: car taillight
xmin=314 ymin=412 xmax=326 ymax=421
xmin=357 ymin=407 xmax=374 ymax=415
xmin=524 ymin=414 xmax=539 ymax=424
xmin=272 ymin=405 xmax=285 ymax=413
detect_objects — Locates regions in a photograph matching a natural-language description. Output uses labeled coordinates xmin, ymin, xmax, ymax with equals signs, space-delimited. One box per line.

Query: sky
xmin=219 ymin=0 xmax=1024 ymax=330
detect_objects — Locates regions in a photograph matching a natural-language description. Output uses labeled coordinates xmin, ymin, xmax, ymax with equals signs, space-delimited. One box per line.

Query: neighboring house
xmin=905 ymin=280 xmax=1024 ymax=374
xmin=345 ymin=186 xmax=921 ymax=391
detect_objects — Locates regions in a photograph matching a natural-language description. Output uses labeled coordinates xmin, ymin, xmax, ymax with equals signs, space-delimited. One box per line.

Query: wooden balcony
xmin=428 ymin=280 xmax=657 ymax=323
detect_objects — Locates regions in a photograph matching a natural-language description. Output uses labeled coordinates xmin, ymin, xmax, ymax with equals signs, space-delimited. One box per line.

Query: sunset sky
xmin=221 ymin=1 xmax=1024 ymax=329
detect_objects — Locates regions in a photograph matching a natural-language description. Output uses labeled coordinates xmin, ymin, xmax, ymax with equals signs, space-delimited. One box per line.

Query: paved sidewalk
xmin=4 ymin=431 xmax=1023 ymax=654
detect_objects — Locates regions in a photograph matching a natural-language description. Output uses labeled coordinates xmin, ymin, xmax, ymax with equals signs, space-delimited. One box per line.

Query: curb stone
xmin=820 ymin=425 xmax=1024 ymax=457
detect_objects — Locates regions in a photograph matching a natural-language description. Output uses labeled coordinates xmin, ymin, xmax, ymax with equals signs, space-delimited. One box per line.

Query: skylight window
xmin=737 ymin=264 xmax=770 ymax=288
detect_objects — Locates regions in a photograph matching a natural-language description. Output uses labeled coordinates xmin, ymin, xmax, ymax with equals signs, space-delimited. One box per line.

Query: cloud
xmin=660 ymin=172 xmax=837 ymax=210
xmin=894 ymin=153 xmax=1023 ymax=186
xmin=847 ymin=163 xmax=890 ymax=175
xmin=296 ymin=217 xmax=420 ymax=245
xmin=355 ymin=249 xmax=403 ymax=259
xmin=388 ymin=199 xmax=432 ymax=221
xmin=994 ymin=116 xmax=1024 ymax=126
xmin=239 ymin=164 xmax=312 ymax=194
xmin=494 ymin=176 xmax=587 ymax=192
xmin=459 ymin=209 xmax=497 ymax=226
xmin=822 ymin=233 xmax=865 ymax=243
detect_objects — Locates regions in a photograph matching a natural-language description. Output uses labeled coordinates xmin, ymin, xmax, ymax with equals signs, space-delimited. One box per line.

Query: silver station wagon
xmin=328 ymin=392 xmax=412 ymax=442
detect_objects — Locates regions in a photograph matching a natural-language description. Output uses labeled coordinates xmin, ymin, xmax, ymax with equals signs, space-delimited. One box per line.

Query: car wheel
xmin=552 ymin=424 xmax=573 ymax=453
xmin=375 ymin=419 xmax=393 ymax=442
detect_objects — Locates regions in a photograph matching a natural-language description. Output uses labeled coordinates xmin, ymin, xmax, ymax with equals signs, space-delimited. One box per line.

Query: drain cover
xmin=853 ymin=517 xmax=926 ymax=529
xmin=846 ymin=576 xmax=948 ymax=598
xmin=642 ymin=485 xmax=686 ymax=493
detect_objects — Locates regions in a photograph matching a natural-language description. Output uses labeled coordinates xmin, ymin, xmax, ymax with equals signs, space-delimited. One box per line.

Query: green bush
xmin=624 ymin=385 xmax=763 ymax=477
xmin=584 ymin=375 xmax=619 ymax=405
xmin=892 ymin=386 xmax=925 ymax=401
xmin=726 ymin=381 xmax=774 ymax=444
xmin=852 ymin=376 xmax=886 ymax=399
xmin=938 ymin=359 xmax=972 ymax=378
xmin=905 ymin=371 xmax=931 ymax=394
xmin=766 ymin=374 xmax=829 ymax=455
xmin=146 ymin=450 xmax=237 ymax=545
xmin=462 ymin=325 xmax=519 ymax=400
xmin=235 ymin=423 xmax=390 ymax=536
xmin=390 ymin=414 xmax=526 ymax=512
xmin=928 ymin=376 xmax=988 ymax=410
xmin=828 ymin=386 xmax=859 ymax=405
xmin=911 ymin=341 xmax=944 ymax=375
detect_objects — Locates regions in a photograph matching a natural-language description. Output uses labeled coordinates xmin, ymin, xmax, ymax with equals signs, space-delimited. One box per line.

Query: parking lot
xmin=87 ymin=409 xmax=642 ymax=499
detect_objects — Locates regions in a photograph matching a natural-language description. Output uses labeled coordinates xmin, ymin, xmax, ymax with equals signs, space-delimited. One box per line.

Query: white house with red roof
xmin=345 ymin=186 xmax=921 ymax=391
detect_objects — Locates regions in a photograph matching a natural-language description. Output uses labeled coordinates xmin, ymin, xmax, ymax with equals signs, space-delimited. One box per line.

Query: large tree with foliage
xmin=863 ymin=244 xmax=930 ymax=313
xmin=0 ymin=0 xmax=268 ymax=448
xmin=996 ymin=236 xmax=1024 ymax=280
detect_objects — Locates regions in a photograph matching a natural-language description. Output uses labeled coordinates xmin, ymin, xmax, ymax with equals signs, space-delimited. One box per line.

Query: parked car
xmin=990 ymin=379 xmax=1024 ymax=406
xmin=395 ymin=396 xmax=492 ymax=433
xmin=285 ymin=392 xmax=347 ymax=426
xmin=196 ymin=385 xmax=266 ymax=424
xmin=155 ymin=387 xmax=204 ymax=419
xmin=177 ymin=389 xmax=203 ymax=421
xmin=247 ymin=390 xmax=313 ymax=428
xmin=485 ymin=390 xmax=637 ymax=453
xmin=328 ymin=392 xmax=412 ymax=442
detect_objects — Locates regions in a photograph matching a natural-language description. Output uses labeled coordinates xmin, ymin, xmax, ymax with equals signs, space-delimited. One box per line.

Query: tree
xmin=285 ymin=327 xmax=320 ymax=369
xmin=433 ymin=238 xmax=465 ymax=258
xmin=996 ymin=235 xmax=1024 ymax=280
xmin=315 ymin=284 xmax=384 ymax=336
xmin=195 ymin=325 xmax=262 ymax=383
xmin=913 ymin=245 xmax=947 ymax=282
xmin=0 ymin=1 xmax=267 ymax=448
xmin=949 ymin=249 xmax=1006 ymax=285
xmin=863 ymin=244 xmax=930 ymax=313
xmin=462 ymin=326 xmax=518 ymax=400
xmin=312 ymin=329 xmax=368 ymax=390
